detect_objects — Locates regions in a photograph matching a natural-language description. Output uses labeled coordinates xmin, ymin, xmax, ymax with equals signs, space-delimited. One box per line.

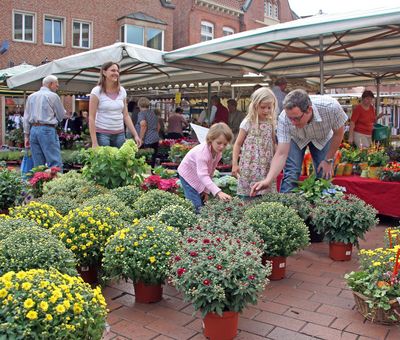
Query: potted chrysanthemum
xmin=102 ymin=218 xmax=180 ymax=303
xmin=170 ymin=226 xmax=270 ymax=339
xmin=244 ymin=202 xmax=310 ymax=280
xmin=0 ymin=269 xmax=107 ymax=338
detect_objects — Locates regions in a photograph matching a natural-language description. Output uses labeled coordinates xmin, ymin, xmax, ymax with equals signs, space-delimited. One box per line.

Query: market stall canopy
xmin=164 ymin=6 xmax=400 ymax=89
xmin=0 ymin=63 xmax=36 ymax=82
xmin=7 ymin=42 xmax=243 ymax=93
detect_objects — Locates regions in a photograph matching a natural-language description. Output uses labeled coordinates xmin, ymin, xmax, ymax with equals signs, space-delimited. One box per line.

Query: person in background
xmin=136 ymin=97 xmax=159 ymax=167
xmin=178 ymin=123 xmax=233 ymax=213
xmin=348 ymin=90 xmax=385 ymax=148
xmin=209 ymin=95 xmax=229 ymax=124
xmin=23 ymin=75 xmax=65 ymax=168
xmin=89 ymin=61 xmax=141 ymax=148
xmin=251 ymin=89 xmax=348 ymax=195
xmin=227 ymin=99 xmax=245 ymax=140
xmin=167 ymin=107 xmax=188 ymax=139
xmin=154 ymin=108 xmax=166 ymax=139
xmin=272 ymin=77 xmax=288 ymax=115
xmin=232 ymin=88 xmax=277 ymax=197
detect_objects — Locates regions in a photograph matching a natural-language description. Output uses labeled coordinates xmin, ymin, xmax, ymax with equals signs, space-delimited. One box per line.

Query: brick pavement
xmin=102 ymin=220 xmax=400 ymax=339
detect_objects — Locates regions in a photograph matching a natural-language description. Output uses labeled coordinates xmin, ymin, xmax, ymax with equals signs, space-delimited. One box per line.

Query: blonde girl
xmin=178 ymin=123 xmax=233 ymax=213
xmin=232 ymin=87 xmax=277 ymax=196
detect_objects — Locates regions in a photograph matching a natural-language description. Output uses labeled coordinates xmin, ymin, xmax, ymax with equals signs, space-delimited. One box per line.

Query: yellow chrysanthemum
xmin=40 ymin=301 xmax=49 ymax=312
xmin=26 ymin=310 xmax=38 ymax=320
xmin=45 ymin=314 xmax=53 ymax=321
xmin=22 ymin=282 xmax=32 ymax=291
xmin=149 ymin=256 xmax=156 ymax=263
xmin=24 ymin=298 xmax=35 ymax=309
xmin=56 ymin=304 xmax=66 ymax=314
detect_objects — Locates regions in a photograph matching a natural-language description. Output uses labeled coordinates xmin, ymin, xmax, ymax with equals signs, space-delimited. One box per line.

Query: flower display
xmin=169 ymin=227 xmax=270 ymax=317
xmin=199 ymin=197 xmax=247 ymax=226
xmin=51 ymin=206 xmax=124 ymax=267
xmin=132 ymin=189 xmax=193 ymax=219
xmin=0 ymin=167 xmax=28 ymax=212
xmin=58 ymin=131 xmax=81 ymax=149
xmin=141 ymin=175 xmax=179 ymax=193
xmin=28 ymin=166 xmax=61 ymax=197
xmin=168 ymin=143 xmax=196 ymax=163
xmin=245 ymin=202 xmax=309 ymax=257
xmin=0 ymin=217 xmax=38 ymax=239
xmin=38 ymin=195 xmax=80 ymax=216
xmin=103 ymin=218 xmax=180 ymax=284
xmin=9 ymin=201 xmax=63 ymax=230
xmin=0 ymin=226 xmax=76 ymax=276
xmin=367 ymin=144 xmax=390 ymax=167
xmin=312 ymin=195 xmax=378 ymax=246
xmin=384 ymin=227 xmax=400 ymax=249
xmin=0 ymin=269 xmax=107 ymax=338
xmin=380 ymin=162 xmax=400 ymax=182
xmin=110 ymin=185 xmax=143 ymax=208
xmin=155 ymin=204 xmax=198 ymax=233
xmin=212 ymin=175 xmax=237 ymax=197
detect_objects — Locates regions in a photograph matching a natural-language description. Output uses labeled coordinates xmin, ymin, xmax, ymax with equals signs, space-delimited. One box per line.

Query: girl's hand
xmin=135 ymin=136 xmax=142 ymax=148
xmin=217 ymin=191 xmax=232 ymax=201
xmin=231 ymin=164 xmax=240 ymax=178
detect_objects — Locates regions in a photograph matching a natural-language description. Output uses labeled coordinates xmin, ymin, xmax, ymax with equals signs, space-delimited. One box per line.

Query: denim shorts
xmin=179 ymin=175 xmax=203 ymax=213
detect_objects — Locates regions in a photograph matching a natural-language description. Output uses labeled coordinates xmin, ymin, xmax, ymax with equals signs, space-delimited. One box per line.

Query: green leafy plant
xmin=132 ymin=189 xmax=193 ymax=218
xmin=312 ymin=195 xmax=378 ymax=246
xmin=51 ymin=206 xmax=124 ymax=266
xmin=368 ymin=149 xmax=390 ymax=167
xmin=110 ymin=185 xmax=143 ymax=208
xmin=0 ymin=268 xmax=107 ymax=339
xmin=0 ymin=226 xmax=77 ymax=276
xmin=245 ymin=202 xmax=310 ymax=257
xmin=0 ymin=167 xmax=27 ymax=212
xmin=103 ymin=218 xmax=180 ymax=284
xmin=37 ymin=195 xmax=79 ymax=216
xmin=7 ymin=128 xmax=24 ymax=145
xmin=153 ymin=166 xmax=177 ymax=179
xmin=199 ymin=197 xmax=247 ymax=226
xmin=0 ymin=217 xmax=39 ymax=239
xmin=0 ymin=151 xmax=24 ymax=162
xmin=81 ymin=140 xmax=149 ymax=189
xmin=169 ymin=226 xmax=270 ymax=317
xmin=212 ymin=175 xmax=237 ymax=197
xmin=155 ymin=205 xmax=198 ymax=233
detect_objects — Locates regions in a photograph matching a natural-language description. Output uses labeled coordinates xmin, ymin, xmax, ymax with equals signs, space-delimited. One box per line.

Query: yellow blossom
xmin=26 ymin=310 xmax=38 ymax=320
xmin=45 ymin=314 xmax=53 ymax=321
xmin=22 ymin=282 xmax=32 ymax=291
xmin=149 ymin=256 xmax=156 ymax=263
xmin=24 ymin=298 xmax=35 ymax=309
xmin=0 ymin=289 xmax=7 ymax=298
xmin=56 ymin=304 xmax=66 ymax=314
xmin=40 ymin=301 xmax=49 ymax=312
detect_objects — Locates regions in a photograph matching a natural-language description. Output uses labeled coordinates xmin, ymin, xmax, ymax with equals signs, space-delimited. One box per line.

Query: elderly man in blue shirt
xmin=23 ymin=75 xmax=66 ymax=168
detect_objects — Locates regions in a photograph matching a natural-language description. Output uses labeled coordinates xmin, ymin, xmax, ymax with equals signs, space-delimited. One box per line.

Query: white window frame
xmin=146 ymin=27 xmax=164 ymax=51
xmin=120 ymin=24 xmax=144 ymax=46
xmin=72 ymin=20 xmax=92 ymax=49
xmin=273 ymin=3 xmax=279 ymax=19
xmin=43 ymin=15 xmax=65 ymax=46
xmin=120 ymin=24 xmax=164 ymax=50
xmin=223 ymin=26 xmax=234 ymax=36
xmin=201 ymin=21 xmax=214 ymax=42
xmin=12 ymin=10 xmax=36 ymax=43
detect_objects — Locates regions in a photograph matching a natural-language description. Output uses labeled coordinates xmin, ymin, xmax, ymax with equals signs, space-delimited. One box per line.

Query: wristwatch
xmin=324 ymin=158 xmax=334 ymax=164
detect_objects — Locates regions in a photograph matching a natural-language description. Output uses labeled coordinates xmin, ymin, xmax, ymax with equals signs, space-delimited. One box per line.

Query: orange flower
xmin=377 ymin=281 xmax=390 ymax=288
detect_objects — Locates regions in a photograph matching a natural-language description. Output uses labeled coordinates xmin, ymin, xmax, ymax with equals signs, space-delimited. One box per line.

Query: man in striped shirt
xmin=23 ymin=75 xmax=65 ymax=168
xmin=251 ymin=89 xmax=348 ymax=195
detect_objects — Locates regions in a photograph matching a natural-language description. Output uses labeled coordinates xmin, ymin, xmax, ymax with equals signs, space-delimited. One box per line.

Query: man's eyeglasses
xmin=287 ymin=111 xmax=306 ymax=122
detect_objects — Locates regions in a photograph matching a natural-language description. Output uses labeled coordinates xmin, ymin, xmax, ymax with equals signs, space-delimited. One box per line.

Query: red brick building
xmin=173 ymin=0 xmax=297 ymax=49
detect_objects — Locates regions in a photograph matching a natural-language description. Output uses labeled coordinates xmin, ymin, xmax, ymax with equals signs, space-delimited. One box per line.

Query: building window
xmin=264 ymin=1 xmax=279 ymax=19
xmin=120 ymin=25 xmax=164 ymax=50
xmin=201 ymin=21 xmax=214 ymax=42
xmin=44 ymin=16 xmax=64 ymax=45
xmin=13 ymin=11 xmax=35 ymax=42
xmin=223 ymin=27 xmax=234 ymax=36
xmin=273 ymin=3 xmax=279 ymax=19
xmin=73 ymin=21 xmax=91 ymax=48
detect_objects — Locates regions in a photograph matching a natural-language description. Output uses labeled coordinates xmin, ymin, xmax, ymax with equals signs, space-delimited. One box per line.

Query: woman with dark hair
xmin=89 ymin=61 xmax=141 ymax=148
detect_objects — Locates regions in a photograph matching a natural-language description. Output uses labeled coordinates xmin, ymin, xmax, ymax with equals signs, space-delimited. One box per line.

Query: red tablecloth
xmin=276 ymin=174 xmax=400 ymax=217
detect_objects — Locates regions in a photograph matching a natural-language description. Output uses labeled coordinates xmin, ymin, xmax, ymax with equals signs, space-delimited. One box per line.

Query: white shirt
xmin=277 ymin=95 xmax=348 ymax=150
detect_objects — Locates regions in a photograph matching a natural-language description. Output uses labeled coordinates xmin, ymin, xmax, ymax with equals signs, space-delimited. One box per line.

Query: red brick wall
xmin=0 ymin=0 xmax=175 ymax=69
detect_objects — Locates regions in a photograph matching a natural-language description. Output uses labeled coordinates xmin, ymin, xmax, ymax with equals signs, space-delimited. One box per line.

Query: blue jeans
xmin=96 ymin=132 xmax=125 ymax=148
xmin=179 ymin=175 xmax=203 ymax=213
xmin=280 ymin=139 xmax=331 ymax=193
xmin=30 ymin=126 xmax=62 ymax=169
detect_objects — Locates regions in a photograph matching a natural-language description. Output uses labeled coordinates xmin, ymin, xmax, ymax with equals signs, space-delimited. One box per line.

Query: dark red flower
xmin=248 ymin=275 xmax=255 ymax=280
xmin=245 ymin=251 xmax=252 ymax=256
xmin=190 ymin=251 xmax=198 ymax=257
xmin=177 ymin=268 xmax=186 ymax=277
xmin=203 ymin=279 xmax=211 ymax=286
xmin=203 ymin=239 xmax=210 ymax=244
xmin=216 ymin=264 xmax=223 ymax=270
xmin=208 ymin=256 xmax=213 ymax=260
xmin=174 ymin=256 xmax=181 ymax=262
xmin=187 ymin=237 xmax=194 ymax=243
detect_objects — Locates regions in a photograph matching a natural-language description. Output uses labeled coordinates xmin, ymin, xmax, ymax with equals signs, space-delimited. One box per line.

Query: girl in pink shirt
xmin=178 ymin=123 xmax=233 ymax=212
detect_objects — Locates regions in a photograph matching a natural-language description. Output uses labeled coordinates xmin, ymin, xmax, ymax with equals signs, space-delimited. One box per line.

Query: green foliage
xmin=212 ymin=175 xmax=237 ymax=196
xmin=0 ymin=167 xmax=27 ymax=211
xmin=132 ymin=189 xmax=193 ymax=218
xmin=80 ymin=140 xmax=149 ymax=189
xmin=245 ymin=202 xmax=310 ymax=257
xmin=0 ymin=269 xmax=107 ymax=339
xmin=0 ymin=150 xmax=24 ymax=162
xmin=153 ymin=166 xmax=177 ymax=179
xmin=170 ymin=227 xmax=270 ymax=317
xmin=82 ymin=193 xmax=135 ymax=223
xmin=199 ymin=197 xmax=247 ymax=226
xmin=37 ymin=195 xmax=80 ymax=216
xmin=155 ymin=205 xmax=198 ymax=233
xmin=61 ymin=149 xmax=84 ymax=166
xmin=312 ymin=195 xmax=378 ymax=246
xmin=0 ymin=226 xmax=77 ymax=276
xmin=110 ymin=185 xmax=143 ymax=208
xmin=103 ymin=218 xmax=180 ymax=285
xmin=0 ymin=217 xmax=39 ymax=239
xmin=367 ymin=150 xmax=390 ymax=167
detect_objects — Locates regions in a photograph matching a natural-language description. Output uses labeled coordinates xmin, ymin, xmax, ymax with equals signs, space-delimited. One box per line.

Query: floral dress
xmin=237 ymin=119 xmax=276 ymax=196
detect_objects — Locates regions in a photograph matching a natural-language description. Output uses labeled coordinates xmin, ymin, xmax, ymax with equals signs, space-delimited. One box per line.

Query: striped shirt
xmin=277 ymin=95 xmax=348 ymax=150
xmin=136 ymin=110 xmax=159 ymax=144
xmin=178 ymin=143 xmax=221 ymax=196
xmin=23 ymin=87 xmax=65 ymax=134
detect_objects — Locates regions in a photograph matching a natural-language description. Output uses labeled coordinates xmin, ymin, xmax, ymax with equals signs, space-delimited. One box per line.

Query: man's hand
xmin=216 ymin=191 xmax=231 ymax=201
xmin=250 ymin=179 xmax=270 ymax=196
xmin=317 ymin=160 xmax=333 ymax=179
xmin=24 ymin=136 xmax=30 ymax=148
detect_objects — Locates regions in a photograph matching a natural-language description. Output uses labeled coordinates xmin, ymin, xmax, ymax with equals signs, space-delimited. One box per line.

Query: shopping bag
xmin=21 ymin=149 xmax=34 ymax=178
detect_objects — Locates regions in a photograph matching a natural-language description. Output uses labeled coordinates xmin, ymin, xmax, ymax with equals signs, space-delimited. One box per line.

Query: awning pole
xmin=206 ymin=82 xmax=211 ymax=122
xmin=319 ymin=35 xmax=324 ymax=94
xmin=376 ymin=77 xmax=381 ymax=115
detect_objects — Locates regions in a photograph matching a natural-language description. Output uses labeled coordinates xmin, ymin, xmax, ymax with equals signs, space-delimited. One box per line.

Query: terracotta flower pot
xmin=335 ymin=163 xmax=345 ymax=176
xmin=368 ymin=166 xmax=382 ymax=179
xmin=77 ymin=265 xmax=98 ymax=284
xmin=343 ymin=163 xmax=353 ymax=176
xmin=203 ymin=311 xmax=238 ymax=340
xmin=134 ymin=281 xmax=163 ymax=303
xmin=329 ymin=241 xmax=352 ymax=261
xmin=262 ymin=255 xmax=286 ymax=280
